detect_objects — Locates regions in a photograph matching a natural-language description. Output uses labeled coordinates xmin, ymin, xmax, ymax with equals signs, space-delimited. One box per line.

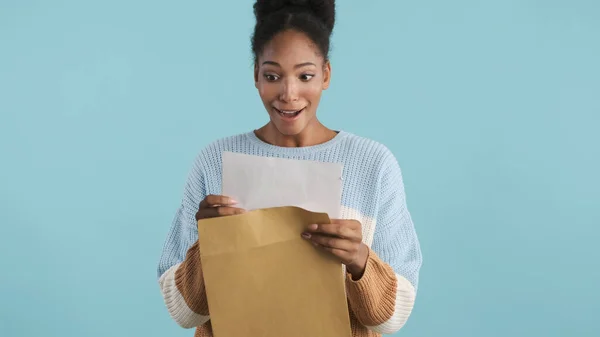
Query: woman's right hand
xmin=195 ymin=195 xmax=246 ymax=220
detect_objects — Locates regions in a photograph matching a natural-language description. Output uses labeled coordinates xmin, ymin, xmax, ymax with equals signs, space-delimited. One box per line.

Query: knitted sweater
xmin=157 ymin=130 xmax=422 ymax=337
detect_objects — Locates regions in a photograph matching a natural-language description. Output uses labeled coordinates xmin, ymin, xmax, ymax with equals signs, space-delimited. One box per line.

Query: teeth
xmin=278 ymin=109 xmax=302 ymax=115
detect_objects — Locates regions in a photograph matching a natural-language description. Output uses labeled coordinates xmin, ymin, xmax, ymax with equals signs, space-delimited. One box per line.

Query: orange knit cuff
xmin=174 ymin=241 xmax=210 ymax=316
xmin=345 ymin=247 xmax=397 ymax=326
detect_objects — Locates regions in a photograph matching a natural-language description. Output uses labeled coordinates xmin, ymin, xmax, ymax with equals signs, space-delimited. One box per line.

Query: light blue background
xmin=1 ymin=0 xmax=599 ymax=336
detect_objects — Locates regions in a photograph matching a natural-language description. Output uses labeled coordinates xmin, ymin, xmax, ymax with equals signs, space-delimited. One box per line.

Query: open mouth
xmin=274 ymin=107 xmax=305 ymax=118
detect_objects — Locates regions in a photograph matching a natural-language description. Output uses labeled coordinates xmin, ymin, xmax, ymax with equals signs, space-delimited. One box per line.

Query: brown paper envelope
xmin=198 ymin=206 xmax=352 ymax=337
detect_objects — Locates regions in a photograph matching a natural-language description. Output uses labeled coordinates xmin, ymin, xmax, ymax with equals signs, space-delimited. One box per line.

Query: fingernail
xmin=229 ymin=199 xmax=238 ymax=204
xmin=301 ymin=233 xmax=311 ymax=239
xmin=308 ymin=224 xmax=318 ymax=231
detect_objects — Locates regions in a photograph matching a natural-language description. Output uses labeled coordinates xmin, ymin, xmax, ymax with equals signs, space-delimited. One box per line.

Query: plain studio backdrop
xmin=1 ymin=0 xmax=599 ymax=336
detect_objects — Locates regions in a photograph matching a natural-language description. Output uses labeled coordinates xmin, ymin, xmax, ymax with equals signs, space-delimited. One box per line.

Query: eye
xmin=300 ymin=74 xmax=315 ymax=81
xmin=264 ymin=73 xmax=279 ymax=82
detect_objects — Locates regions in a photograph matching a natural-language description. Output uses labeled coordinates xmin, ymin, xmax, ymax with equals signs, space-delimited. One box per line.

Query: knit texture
xmin=157 ymin=130 xmax=422 ymax=336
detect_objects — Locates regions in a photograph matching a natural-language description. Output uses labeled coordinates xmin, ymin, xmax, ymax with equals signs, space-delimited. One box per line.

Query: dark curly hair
xmin=251 ymin=0 xmax=336 ymax=63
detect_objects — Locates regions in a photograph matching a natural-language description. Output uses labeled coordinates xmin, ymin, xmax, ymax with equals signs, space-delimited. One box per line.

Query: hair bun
xmin=254 ymin=0 xmax=335 ymax=32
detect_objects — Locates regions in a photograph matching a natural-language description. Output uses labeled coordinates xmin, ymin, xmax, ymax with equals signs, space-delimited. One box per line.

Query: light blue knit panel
xmin=157 ymin=131 xmax=422 ymax=291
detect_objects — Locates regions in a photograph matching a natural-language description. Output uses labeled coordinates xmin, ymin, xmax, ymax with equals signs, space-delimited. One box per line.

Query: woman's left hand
xmin=302 ymin=219 xmax=369 ymax=279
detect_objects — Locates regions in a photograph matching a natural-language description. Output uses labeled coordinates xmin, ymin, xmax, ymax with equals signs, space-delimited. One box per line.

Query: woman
xmin=157 ymin=0 xmax=422 ymax=336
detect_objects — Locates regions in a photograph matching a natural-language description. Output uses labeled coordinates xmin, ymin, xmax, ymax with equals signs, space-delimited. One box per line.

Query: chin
xmin=272 ymin=121 xmax=305 ymax=136
xmin=275 ymin=125 xmax=304 ymax=136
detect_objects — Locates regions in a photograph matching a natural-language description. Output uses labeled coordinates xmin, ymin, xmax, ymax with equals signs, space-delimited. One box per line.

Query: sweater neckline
xmin=244 ymin=129 xmax=350 ymax=156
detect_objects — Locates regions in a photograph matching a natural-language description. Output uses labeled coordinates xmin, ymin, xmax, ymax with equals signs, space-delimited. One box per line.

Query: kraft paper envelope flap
xmin=198 ymin=206 xmax=352 ymax=337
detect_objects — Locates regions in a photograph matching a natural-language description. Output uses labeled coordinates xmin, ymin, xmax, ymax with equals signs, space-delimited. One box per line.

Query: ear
xmin=322 ymin=61 xmax=332 ymax=90
xmin=254 ymin=63 xmax=259 ymax=89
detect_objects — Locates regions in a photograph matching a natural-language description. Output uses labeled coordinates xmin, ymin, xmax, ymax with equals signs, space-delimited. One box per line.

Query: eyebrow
xmin=261 ymin=61 xmax=316 ymax=69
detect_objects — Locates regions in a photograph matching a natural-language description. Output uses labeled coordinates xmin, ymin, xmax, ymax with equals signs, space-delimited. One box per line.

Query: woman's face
xmin=254 ymin=29 xmax=331 ymax=137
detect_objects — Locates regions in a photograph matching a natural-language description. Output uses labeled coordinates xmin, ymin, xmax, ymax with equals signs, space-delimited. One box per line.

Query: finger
xmin=316 ymin=245 xmax=351 ymax=263
xmin=196 ymin=206 xmax=245 ymax=219
xmin=306 ymin=223 xmax=357 ymax=240
xmin=330 ymin=219 xmax=361 ymax=229
xmin=197 ymin=206 xmax=245 ymax=219
xmin=306 ymin=233 xmax=356 ymax=252
xmin=199 ymin=195 xmax=237 ymax=209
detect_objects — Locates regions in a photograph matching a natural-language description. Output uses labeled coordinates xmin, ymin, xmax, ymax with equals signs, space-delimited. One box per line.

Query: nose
xmin=279 ymin=79 xmax=299 ymax=103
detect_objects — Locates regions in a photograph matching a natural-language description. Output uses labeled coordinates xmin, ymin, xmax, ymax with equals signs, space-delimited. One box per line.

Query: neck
xmin=255 ymin=121 xmax=337 ymax=148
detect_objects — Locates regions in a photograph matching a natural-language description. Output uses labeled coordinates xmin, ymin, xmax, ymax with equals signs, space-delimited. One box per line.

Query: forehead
xmin=259 ymin=30 xmax=323 ymax=66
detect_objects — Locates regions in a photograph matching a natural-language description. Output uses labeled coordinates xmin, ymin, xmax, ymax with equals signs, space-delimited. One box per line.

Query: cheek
xmin=303 ymin=84 xmax=323 ymax=102
xmin=258 ymin=83 xmax=276 ymax=102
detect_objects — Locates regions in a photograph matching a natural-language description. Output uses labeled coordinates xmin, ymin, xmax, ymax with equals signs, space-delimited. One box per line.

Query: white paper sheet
xmin=222 ymin=151 xmax=343 ymax=219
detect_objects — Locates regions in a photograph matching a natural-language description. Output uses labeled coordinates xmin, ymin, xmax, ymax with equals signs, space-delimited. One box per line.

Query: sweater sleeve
xmin=346 ymin=152 xmax=422 ymax=334
xmin=157 ymin=154 xmax=210 ymax=328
